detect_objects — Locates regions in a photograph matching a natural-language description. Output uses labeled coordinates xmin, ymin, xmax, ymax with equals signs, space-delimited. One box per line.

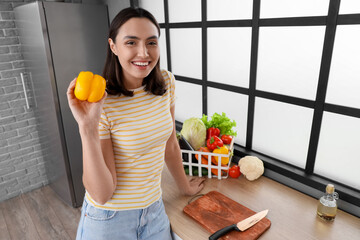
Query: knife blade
xmin=208 ymin=209 xmax=268 ymax=240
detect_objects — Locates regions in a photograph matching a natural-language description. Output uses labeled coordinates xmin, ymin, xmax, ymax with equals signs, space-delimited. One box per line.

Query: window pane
xmin=207 ymin=88 xmax=248 ymax=146
xmin=252 ymin=98 xmax=313 ymax=169
xmin=168 ymin=0 xmax=201 ymax=23
xmin=207 ymin=0 xmax=253 ymax=20
xmin=315 ymin=112 xmax=360 ymax=190
xmin=260 ymin=0 xmax=329 ymax=18
xmin=160 ymin=28 xmax=168 ymax=70
xmin=170 ymin=28 xmax=202 ymax=79
xmin=138 ymin=0 xmax=165 ymax=23
xmin=339 ymin=0 xmax=360 ymax=14
xmin=174 ymin=81 xmax=202 ymax=123
xmin=207 ymin=27 xmax=251 ymax=88
xmin=257 ymin=26 xmax=325 ymax=100
xmin=326 ymin=25 xmax=360 ymax=108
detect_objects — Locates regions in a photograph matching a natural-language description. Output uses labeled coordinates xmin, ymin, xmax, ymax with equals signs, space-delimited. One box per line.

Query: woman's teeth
xmin=133 ymin=62 xmax=149 ymax=66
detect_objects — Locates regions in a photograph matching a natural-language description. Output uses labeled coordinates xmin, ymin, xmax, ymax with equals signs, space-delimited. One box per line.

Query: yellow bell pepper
xmin=74 ymin=71 xmax=106 ymax=102
xmin=212 ymin=146 xmax=229 ymax=165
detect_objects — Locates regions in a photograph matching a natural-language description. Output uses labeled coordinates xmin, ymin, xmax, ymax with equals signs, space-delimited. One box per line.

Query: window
xmin=138 ymin=0 xmax=360 ymax=217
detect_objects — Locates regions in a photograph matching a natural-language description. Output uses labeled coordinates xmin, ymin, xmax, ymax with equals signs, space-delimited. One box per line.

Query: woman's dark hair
xmin=103 ymin=7 xmax=166 ymax=97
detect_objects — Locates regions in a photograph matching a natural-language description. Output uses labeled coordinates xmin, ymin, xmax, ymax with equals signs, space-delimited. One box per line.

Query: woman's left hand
xmin=182 ymin=177 xmax=205 ymax=196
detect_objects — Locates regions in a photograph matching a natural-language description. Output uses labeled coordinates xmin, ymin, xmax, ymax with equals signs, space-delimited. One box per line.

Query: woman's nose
xmin=137 ymin=44 xmax=149 ymax=57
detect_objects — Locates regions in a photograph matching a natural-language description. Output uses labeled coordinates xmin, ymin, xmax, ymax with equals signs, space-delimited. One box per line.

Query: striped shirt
xmin=85 ymin=70 xmax=175 ymax=210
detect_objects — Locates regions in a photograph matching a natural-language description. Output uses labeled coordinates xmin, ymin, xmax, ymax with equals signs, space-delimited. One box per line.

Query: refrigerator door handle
xmin=20 ymin=72 xmax=30 ymax=109
xmin=28 ymin=72 xmax=37 ymax=108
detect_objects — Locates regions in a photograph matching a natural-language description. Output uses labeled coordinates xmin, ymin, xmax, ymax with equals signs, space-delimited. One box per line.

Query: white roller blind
xmin=159 ymin=28 xmax=168 ymax=71
xmin=339 ymin=0 xmax=360 ymax=14
xmin=252 ymin=98 xmax=313 ymax=169
xmin=170 ymin=28 xmax=202 ymax=79
xmin=168 ymin=0 xmax=201 ymax=23
xmin=207 ymin=27 xmax=251 ymax=88
xmin=257 ymin=26 xmax=325 ymax=100
xmin=207 ymin=0 xmax=253 ymax=20
xmin=315 ymin=112 xmax=360 ymax=190
xmin=174 ymin=81 xmax=202 ymax=123
xmin=260 ymin=0 xmax=329 ymax=18
xmin=326 ymin=25 xmax=360 ymax=108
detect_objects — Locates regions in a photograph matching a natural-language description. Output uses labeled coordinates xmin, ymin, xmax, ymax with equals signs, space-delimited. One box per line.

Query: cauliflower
xmin=238 ymin=156 xmax=264 ymax=181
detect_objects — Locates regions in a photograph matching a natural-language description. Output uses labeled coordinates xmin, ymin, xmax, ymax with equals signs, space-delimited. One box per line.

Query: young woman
xmin=67 ymin=7 xmax=205 ymax=240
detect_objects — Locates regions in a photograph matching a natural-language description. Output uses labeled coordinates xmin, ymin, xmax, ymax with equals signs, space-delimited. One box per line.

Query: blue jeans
xmin=76 ymin=197 xmax=172 ymax=240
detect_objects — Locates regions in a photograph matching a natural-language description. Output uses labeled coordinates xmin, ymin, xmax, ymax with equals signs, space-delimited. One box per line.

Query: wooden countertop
xmin=161 ymin=166 xmax=360 ymax=240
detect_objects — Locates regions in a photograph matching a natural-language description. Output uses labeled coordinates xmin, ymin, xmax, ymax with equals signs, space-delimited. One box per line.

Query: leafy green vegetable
xmin=201 ymin=112 xmax=237 ymax=136
xmin=180 ymin=117 xmax=207 ymax=150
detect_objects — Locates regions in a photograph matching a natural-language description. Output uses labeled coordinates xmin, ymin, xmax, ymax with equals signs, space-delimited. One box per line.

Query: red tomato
xmin=229 ymin=165 xmax=241 ymax=178
xmin=221 ymin=135 xmax=233 ymax=144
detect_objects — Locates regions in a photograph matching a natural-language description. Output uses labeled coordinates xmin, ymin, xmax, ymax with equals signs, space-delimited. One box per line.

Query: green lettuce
xmin=180 ymin=117 xmax=207 ymax=150
xmin=201 ymin=112 xmax=237 ymax=136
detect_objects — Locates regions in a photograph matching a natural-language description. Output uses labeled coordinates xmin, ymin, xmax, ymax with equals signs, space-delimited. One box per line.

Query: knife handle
xmin=209 ymin=224 xmax=239 ymax=240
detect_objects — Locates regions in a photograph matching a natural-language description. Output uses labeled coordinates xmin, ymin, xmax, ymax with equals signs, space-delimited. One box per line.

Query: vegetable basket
xmin=180 ymin=137 xmax=235 ymax=179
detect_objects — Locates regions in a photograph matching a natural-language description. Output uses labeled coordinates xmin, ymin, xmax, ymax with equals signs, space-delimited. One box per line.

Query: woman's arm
xmin=165 ymin=105 xmax=205 ymax=195
xmin=80 ymin=132 xmax=117 ymax=205
xmin=67 ymin=79 xmax=116 ymax=205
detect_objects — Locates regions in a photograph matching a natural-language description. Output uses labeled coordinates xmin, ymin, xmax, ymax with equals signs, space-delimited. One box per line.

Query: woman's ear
xmin=108 ymin=38 xmax=117 ymax=56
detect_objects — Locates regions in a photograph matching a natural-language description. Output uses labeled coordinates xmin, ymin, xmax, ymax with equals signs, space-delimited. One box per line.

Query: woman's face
xmin=109 ymin=17 xmax=160 ymax=89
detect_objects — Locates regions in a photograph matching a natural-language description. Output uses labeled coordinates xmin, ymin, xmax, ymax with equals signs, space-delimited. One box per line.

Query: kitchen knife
xmin=208 ymin=209 xmax=269 ymax=240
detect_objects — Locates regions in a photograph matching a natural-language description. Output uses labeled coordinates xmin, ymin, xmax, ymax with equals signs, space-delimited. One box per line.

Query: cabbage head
xmin=180 ymin=117 xmax=206 ymax=150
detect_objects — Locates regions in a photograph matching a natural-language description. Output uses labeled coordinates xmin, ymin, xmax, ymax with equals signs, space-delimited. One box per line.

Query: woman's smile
xmin=131 ymin=61 xmax=151 ymax=69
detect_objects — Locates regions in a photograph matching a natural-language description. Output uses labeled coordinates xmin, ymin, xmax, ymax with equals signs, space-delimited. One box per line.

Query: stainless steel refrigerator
xmin=14 ymin=1 xmax=109 ymax=207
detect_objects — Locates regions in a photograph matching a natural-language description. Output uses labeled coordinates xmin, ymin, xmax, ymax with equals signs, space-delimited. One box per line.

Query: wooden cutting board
xmin=183 ymin=191 xmax=271 ymax=240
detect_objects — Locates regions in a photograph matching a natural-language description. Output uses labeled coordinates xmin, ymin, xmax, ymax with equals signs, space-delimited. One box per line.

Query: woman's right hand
xmin=67 ymin=78 xmax=107 ymax=129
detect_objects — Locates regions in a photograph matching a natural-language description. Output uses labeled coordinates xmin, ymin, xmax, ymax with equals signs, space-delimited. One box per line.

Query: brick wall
xmin=0 ymin=1 xmax=48 ymax=202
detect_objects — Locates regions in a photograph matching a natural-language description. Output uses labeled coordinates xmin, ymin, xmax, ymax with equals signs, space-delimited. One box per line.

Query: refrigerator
xmin=14 ymin=1 xmax=109 ymax=207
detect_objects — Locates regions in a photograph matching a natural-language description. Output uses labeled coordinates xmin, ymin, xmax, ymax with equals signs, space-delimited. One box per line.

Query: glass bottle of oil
xmin=317 ymin=184 xmax=339 ymax=221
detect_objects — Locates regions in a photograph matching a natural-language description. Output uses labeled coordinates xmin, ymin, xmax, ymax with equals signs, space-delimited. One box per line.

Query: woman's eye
xmin=126 ymin=41 xmax=135 ymax=45
xmin=148 ymin=41 xmax=158 ymax=46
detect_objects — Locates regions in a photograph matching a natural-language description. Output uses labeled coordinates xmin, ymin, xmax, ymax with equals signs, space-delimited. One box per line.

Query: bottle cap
xmin=326 ymin=184 xmax=335 ymax=194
